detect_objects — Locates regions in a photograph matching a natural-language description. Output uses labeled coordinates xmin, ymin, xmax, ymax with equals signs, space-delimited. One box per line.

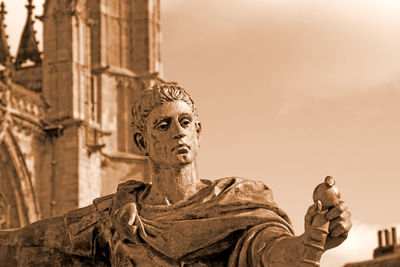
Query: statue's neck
xmin=144 ymin=161 xmax=205 ymax=205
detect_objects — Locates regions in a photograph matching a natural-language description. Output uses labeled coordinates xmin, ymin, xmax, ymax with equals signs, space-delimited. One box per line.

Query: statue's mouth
xmin=172 ymin=144 xmax=190 ymax=154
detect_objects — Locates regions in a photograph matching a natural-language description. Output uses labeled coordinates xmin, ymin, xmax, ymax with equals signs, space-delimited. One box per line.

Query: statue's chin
xmin=150 ymin=154 xmax=195 ymax=168
xmin=174 ymin=154 xmax=194 ymax=166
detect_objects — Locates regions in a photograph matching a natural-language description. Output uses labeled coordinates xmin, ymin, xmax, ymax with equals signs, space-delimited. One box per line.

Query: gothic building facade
xmin=0 ymin=0 xmax=162 ymax=229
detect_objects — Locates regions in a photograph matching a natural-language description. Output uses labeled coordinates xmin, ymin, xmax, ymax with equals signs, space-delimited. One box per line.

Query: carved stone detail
xmin=0 ymin=129 xmax=41 ymax=225
xmin=0 ymin=193 xmax=9 ymax=229
xmin=8 ymin=89 xmax=45 ymax=119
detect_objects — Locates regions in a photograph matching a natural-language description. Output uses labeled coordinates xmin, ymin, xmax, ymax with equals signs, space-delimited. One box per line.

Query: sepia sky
xmin=5 ymin=1 xmax=400 ymax=266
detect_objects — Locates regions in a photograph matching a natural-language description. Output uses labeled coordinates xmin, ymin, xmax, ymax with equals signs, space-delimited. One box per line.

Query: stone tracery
xmin=0 ymin=193 xmax=9 ymax=229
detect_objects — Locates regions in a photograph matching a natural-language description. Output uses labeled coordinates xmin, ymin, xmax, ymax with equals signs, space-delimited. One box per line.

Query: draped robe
xmin=0 ymin=177 xmax=294 ymax=266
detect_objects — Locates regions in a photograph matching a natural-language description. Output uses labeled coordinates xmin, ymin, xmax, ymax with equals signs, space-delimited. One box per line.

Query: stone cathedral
xmin=0 ymin=0 xmax=162 ymax=229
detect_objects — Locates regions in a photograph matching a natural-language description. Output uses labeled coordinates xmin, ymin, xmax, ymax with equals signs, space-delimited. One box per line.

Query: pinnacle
xmin=0 ymin=1 xmax=11 ymax=65
xmin=15 ymin=0 xmax=42 ymax=68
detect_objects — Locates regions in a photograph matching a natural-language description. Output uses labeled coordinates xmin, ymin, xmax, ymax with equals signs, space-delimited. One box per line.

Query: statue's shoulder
xmin=62 ymin=179 xmax=150 ymax=258
xmin=212 ymin=176 xmax=270 ymax=188
xmin=90 ymin=180 xmax=149 ymax=212
xmin=116 ymin=179 xmax=150 ymax=196
xmin=209 ymin=177 xmax=273 ymax=200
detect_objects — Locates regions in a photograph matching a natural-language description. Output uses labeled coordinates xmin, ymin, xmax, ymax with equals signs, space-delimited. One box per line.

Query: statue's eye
xmin=180 ymin=118 xmax=191 ymax=128
xmin=157 ymin=122 xmax=169 ymax=131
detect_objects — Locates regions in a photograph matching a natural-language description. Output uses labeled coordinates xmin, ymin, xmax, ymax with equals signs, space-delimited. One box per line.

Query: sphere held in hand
xmin=313 ymin=176 xmax=341 ymax=210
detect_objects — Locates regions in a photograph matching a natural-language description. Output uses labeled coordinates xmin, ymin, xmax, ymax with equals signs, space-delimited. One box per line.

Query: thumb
xmin=314 ymin=200 xmax=322 ymax=213
xmin=305 ymin=200 xmax=322 ymax=227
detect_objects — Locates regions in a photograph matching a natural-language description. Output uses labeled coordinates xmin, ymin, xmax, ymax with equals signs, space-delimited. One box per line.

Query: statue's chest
xmin=111 ymin=242 xmax=227 ymax=267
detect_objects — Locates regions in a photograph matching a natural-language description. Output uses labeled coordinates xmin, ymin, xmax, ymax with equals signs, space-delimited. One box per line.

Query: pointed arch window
xmin=0 ymin=128 xmax=40 ymax=228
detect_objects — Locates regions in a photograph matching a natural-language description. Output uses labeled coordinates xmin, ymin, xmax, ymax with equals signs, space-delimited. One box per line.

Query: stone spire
xmin=15 ymin=0 xmax=41 ymax=68
xmin=0 ymin=2 xmax=11 ymax=65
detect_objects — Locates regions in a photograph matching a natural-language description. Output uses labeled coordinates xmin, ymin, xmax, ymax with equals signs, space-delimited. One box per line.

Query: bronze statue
xmin=0 ymin=83 xmax=351 ymax=266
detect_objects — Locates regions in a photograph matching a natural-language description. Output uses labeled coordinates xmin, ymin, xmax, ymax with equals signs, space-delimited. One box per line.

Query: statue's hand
xmin=304 ymin=200 xmax=351 ymax=251
xmin=304 ymin=200 xmax=328 ymax=244
xmin=111 ymin=202 xmax=138 ymax=243
xmin=324 ymin=201 xmax=352 ymax=250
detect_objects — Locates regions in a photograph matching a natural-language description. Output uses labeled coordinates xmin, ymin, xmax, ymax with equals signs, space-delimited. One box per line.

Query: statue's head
xmin=132 ymin=83 xmax=201 ymax=167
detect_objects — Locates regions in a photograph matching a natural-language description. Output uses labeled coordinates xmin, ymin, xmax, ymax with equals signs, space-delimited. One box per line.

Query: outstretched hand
xmin=304 ymin=200 xmax=352 ymax=251
xmin=324 ymin=201 xmax=352 ymax=250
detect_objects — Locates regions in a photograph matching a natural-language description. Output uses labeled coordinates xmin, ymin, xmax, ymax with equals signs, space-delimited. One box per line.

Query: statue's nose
xmin=172 ymin=121 xmax=186 ymax=139
xmin=174 ymin=133 xmax=185 ymax=139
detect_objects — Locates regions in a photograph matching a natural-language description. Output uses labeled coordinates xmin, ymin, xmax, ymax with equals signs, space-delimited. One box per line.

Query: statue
xmin=0 ymin=83 xmax=352 ymax=266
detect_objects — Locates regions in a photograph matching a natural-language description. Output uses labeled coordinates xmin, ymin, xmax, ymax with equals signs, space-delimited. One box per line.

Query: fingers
xmin=119 ymin=203 xmax=137 ymax=226
xmin=328 ymin=209 xmax=351 ymax=228
xmin=325 ymin=232 xmax=348 ymax=250
xmin=307 ymin=200 xmax=322 ymax=214
xmin=315 ymin=200 xmax=322 ymax=213
xmin=111 ymin=202 xmax=139 ymax=243
xmin=325 ymin=201 xmax=352 ymax=238
xmin=311 ymin=200 xmax=352 ymax=250
xmin=305 ymin=200 xmax=322 ymax=226
xmin=330 ymin=224 xmax=351 ymax=238
xmin=329 ymin=215 xmax=352 ymax=237
xmin=326 ymin=201 xmax=348 ymax=220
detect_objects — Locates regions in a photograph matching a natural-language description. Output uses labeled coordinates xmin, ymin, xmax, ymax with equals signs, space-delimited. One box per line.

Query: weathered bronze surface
xmin=0 ymin=83 xmax=352 ymax=266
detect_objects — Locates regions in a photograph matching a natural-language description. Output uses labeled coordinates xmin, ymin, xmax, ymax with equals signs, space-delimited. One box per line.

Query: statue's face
xmin=143 ymin=100 xmax=201 ymax=167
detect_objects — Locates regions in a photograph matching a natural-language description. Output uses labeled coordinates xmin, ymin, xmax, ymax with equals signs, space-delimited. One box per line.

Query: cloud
xmin=321 ymin=220 xmax=400 ymax=267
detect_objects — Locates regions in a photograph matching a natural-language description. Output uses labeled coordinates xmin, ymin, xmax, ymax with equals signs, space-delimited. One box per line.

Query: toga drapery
xmin=0 ymin=177 xmax=294 ymax=266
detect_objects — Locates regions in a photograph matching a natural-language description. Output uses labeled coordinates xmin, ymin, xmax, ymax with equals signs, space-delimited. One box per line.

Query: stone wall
xmin=0 ymin=80 xmax=44 ymax=226
xmin=0 ymin=0 xmax=161 ymax=227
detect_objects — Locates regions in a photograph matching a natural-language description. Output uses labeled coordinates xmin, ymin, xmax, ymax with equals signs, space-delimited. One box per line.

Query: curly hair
xmin=131 ymin=83 xmax=199 ymax=133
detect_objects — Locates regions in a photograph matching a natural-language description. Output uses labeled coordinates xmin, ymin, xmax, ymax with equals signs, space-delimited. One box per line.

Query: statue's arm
xmin=0 ymin=216 xmax=70 ymax=250
xmin=0 ymin=216 xmax=80 ymax=266
xmin=0 ymin=195 xmax=114 ymax=266
xmin=254 ymin=201 xmax=351 ymax=266
xmin=260 ymin=231 xmax=306 ymax=266
xmin=230 ymin=200 xmax=351 ymax=266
